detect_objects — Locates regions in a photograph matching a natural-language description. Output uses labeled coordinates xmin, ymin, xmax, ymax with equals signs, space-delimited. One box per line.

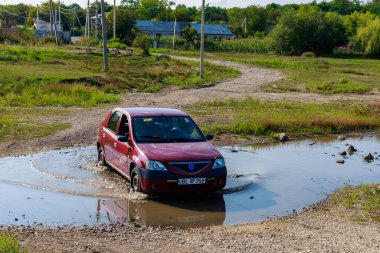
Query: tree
xmin=121 ymin=0 xmax=140 ymax=9
xmin=136 ymin=0 xmax=172 ymax=20
xmin=181 ymin=26 xmax=199 ymax=48
xmin=173 ymin=4 xmax=198 ymax=22
xmin=356 ymin=18 xmax=380 ymax=57
xmin=107 ymin=8 xmax=136 ymax=44
xmin=205 ymin=5 xmax=228 ymax=24
xmin=366 ymin=0 xmax=380 ymax=15
xmin=269 ymin=5 xmax=347 ymax=55
xmin=343 ymin=11 xmax=377 ymax=38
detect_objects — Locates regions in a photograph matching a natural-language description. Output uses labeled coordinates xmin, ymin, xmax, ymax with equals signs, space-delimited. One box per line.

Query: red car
xmin=97 ymin=108 xmax=227 ymax=193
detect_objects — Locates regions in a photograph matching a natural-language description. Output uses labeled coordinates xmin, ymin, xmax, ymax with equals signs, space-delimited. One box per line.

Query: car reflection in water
xmin=101 ymin=194 xmax=226 ymax=228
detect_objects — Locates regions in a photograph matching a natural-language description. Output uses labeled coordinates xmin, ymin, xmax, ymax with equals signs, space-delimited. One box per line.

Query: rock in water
xmin=339 ymin=151 xmax=347 ymax=156
xmin=279 ymin=133 xmax=289 ymax=142
xmin=337 ymin=135 xmax=346 ymax=141
xmin=348 ymin=145 xmax=357 ymax=153
xmin=364 ymin=153 xmax=374 ymax=161
xmin=336 ymin=160 xmax=345 ymax=164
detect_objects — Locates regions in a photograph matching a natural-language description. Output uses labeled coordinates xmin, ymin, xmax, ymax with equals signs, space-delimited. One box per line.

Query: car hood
xmin=136 ymin=142 xmax=221 ymax=162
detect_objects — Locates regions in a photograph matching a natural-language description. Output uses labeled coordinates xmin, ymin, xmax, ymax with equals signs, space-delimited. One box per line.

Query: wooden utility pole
xmin=200 ymin=0 xmax=205 ymax=78
xmin=86 ymin=0 xmax=90 ymax=37
xmin=36 ymin=6 xmax=40 ymax=30
xmin=101 ymin=0 xmax=109 ymax=71
xmin=244 ymin=16 xmax=247 ymax=35
xmin=58 ymin=4 xmax=61 ymax=32
xmin=172 ymin=18 xmax=176 ymax=49
xmin=113 ymin=0 xmax=116 ymax=38
xmin=49 ymin=0 xmax=53 ymax=36
xmin=49 ymin=0 xmax=59 ymax=45
xmin=95 ymin=0 xmax=99 ymax=42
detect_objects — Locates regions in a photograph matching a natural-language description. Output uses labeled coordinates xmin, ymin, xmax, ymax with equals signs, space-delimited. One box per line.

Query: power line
xmin=1 ymin=8 xmax=28 ymax=19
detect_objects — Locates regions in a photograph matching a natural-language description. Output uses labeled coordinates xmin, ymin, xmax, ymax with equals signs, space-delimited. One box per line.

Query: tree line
xmin=1 ymin=1 xmax=380 ymax=56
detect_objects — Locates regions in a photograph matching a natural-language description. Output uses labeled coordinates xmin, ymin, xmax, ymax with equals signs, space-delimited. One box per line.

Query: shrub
xmin=133 ymin=35 xmax=152 ymax=55
xmin=0 ymin=232 xmax=20 ymax=253
xmin=107 ymin=37 xmax=127 ymax=49
xmin=301 ymin=52 xmax=316 ymax=58
xmin=0 ymin=28 xmax=36 ymax=45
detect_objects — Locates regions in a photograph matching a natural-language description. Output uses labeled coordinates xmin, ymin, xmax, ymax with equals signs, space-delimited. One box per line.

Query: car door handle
xmin=114 ymin=142 xmax=117 ymax=147
xmin=102 ymin=134 xmax=105 ymax=138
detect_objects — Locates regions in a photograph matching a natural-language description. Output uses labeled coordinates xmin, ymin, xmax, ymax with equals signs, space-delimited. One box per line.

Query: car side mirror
xmin=117 ymin=135 xmax=129 ymax=142
xmin=206 ymin=134 xmax=214 ymax=141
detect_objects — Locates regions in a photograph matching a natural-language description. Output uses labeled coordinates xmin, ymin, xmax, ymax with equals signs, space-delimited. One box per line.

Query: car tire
xmin=98 ymin=147 xmax=114 ymax=171
xmin=130 ymin=167 xmax=142 ymax=192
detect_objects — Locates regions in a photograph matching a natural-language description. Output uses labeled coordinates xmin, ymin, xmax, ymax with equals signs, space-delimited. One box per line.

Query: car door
xmin=113 ymin=114 xmax=132 ymax=177
xmin=103 ymin=111 xmax=121 ymax=169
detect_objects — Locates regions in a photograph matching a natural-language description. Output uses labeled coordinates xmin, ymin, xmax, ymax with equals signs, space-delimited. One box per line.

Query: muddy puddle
xmin=0 ymin=136 xmax=379 ymax=228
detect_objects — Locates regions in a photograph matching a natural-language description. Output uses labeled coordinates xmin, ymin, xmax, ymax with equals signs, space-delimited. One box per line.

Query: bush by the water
xmin=0 ymin=232 xmax=20 ymax=253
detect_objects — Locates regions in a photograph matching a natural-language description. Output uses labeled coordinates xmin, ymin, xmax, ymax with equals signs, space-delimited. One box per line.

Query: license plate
xmin=178 ymin=178 xmax=206 ymax=185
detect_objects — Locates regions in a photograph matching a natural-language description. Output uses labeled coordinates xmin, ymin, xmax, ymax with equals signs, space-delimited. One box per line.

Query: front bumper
xmin=138 ymin=167 xmax=227 ymax=193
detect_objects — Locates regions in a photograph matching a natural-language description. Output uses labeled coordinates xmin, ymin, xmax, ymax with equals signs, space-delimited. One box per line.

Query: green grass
xmin=0 ymin=45 xmax=239 ymax=107
xmin=185 ymin=98 xmax=380 ymax=137
xmin=0 ymin=231 xmax=21 ymax=253
xmin=332 ymin=184 xmax=380 ymax=223
xmin=0 ymin=107 xmax=71 ymax=142
xmin=155 ymin=49 xmax=380 ymax=94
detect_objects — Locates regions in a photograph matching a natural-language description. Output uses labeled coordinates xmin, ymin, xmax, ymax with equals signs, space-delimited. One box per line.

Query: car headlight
xmin=145 ymin=161 xmax=168 ymax=171
xmin=212 ymin=158 xmax=225 ymax=169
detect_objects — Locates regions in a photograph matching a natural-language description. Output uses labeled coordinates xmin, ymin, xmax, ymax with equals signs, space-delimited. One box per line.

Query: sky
xmin=1 ymin=0 xmax=324 ymax=9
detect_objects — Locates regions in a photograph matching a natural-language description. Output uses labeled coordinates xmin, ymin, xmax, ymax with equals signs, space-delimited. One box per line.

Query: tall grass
xmin=3 ymin=83 xmax=120 ymax=107
xmin=0 ymin=232 xmax=21 ymax=253
xmin=332 ymin=184 xmax=380 ymax=222
xmin=205 ymin=37 xmax=270 ymax=54
xmin=187 ymin=98 xmax=380 ymax=137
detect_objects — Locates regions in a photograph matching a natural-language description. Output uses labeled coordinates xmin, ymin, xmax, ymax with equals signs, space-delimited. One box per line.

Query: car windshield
xmin=132 ymin=116 xmax=205 ymax=143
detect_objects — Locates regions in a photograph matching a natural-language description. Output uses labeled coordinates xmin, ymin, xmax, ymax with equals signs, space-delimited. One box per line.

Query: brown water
xmin=0 ymin=136 xmax=379 ymax=228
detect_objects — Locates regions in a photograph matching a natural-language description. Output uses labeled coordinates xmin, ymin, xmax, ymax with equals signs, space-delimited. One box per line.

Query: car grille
xmin=169 ymin=161 xmax=211 ymax=174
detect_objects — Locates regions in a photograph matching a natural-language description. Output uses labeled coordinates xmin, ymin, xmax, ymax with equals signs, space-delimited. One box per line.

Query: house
xmin=135 ymin=20 xmax=234 ymax=39
xmin=190 ymin=23 xmax=234 ymax=39
xmin=33 ymin=18 xmax=63 ymax=32
xmin=136 ymin=20 xmax=180 ymax=38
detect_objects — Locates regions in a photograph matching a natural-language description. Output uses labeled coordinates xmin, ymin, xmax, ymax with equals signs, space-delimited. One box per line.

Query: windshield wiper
xmin=170 ymin=138 xmax=198 ymax=142
xmin=138 ymin=135 xmax=166 ymax=140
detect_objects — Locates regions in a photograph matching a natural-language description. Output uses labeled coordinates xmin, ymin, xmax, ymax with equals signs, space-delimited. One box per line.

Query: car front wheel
xmin=131 ymin=167 xmax=142 ymax=192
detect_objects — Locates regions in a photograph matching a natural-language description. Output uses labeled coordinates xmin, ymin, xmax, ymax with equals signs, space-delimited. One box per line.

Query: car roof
xmin=117 ymin=107 xmax=189 ymax=117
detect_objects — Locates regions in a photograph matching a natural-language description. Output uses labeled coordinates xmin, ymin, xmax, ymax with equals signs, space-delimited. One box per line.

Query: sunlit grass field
xmin=186 ymin=98 xmax=380 ymax=137
xmin=0 ymin=45 xmax=239 ymax=107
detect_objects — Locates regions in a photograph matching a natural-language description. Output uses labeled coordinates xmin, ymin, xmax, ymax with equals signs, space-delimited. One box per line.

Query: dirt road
xmin=122 ymin=56 xmax=380 ymax=106
xmin=1 ymin=56 xmax=379 ymax=158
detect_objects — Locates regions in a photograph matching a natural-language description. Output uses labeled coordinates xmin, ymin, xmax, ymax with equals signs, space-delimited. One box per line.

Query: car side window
xmin=108 ymin=111 xmax=121 ymax=133
xmin=118 ymin=115 xmax=129 ymax=137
